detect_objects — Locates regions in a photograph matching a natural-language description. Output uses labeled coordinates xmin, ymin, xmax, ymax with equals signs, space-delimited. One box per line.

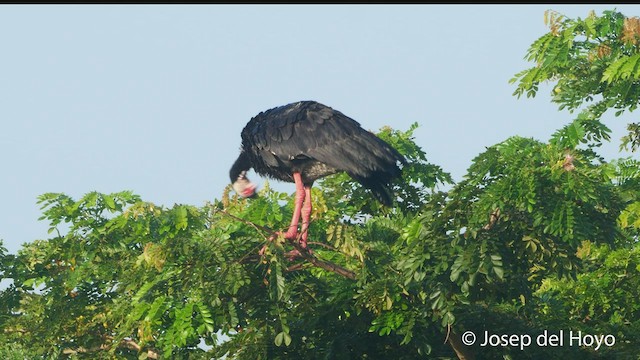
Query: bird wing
xmin=242 ymin=101 xmax=404 ymax=181
xmin=242 ymin=102 xmax=305 ymax=168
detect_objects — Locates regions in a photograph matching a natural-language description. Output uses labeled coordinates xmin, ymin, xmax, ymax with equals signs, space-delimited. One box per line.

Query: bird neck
xmin=229 ymin=151 xmax=252 ymax=183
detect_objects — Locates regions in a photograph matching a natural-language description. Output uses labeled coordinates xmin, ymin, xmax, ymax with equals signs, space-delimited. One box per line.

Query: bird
xmin=229 ymin=100 xmax=406 ymax=250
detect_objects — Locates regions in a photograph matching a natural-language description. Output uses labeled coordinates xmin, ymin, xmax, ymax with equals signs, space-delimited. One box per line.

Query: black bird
xmin=230 ymin=100 xmax=405 ymax=249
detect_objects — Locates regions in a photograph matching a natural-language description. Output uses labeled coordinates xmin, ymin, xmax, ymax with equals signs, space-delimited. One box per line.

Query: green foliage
xmin=621 ymin=122 xmax=640 ymax=152
xmin=510 ymin=9 xmax=640 ymax=151
xmin=0 ymin=343 xmax=45 ymax=360
xmin=2 ymin=124 xmax=639 ymax=359
xmin=1 ymin=124 xmax=638 ymax=359
xmin=0 ymin=125 xmax=458 ymax=359
xmin=534 ymin=242 xmax=640 ymax=358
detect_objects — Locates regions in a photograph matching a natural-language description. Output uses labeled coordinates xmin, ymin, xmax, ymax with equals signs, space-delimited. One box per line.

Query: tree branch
xmin=482 ymin=207 xmax=501 ymax=231
xmin=448 ymin=331 xmax=476 ymax=360
xmin=216 ymin=209 xmax=273 ymax=238
xmin=218 ymin=209 xmax=357 ymax=280
xmin=290 ymin=241 xmax=357 ymax=280
xmin=62 ymin=338 xmax=159 ymax=359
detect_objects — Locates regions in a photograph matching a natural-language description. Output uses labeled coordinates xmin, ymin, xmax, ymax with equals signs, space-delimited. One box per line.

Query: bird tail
xmin=351 ymin=174 xmax=395 ymax=207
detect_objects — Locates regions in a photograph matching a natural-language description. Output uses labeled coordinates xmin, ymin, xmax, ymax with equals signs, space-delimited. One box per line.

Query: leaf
xmin=274 ymin=331 xmax=284 ymax=347
xmin=442 ymin=311 xmax=456 ymax=327
xmin=551 ymin=118 xmax=586 ymax=148
xmin=584 ymin=13 xmax=597 ymax=38
xmin=132 ymin=279 xmax=159 ymax=304
xmin=568 ymin=121 xmax=586 ymax=146
xmin=602 ymin=56 xmax=631 ymax=83
xmin=145 ymin=296 xmax=167 ymax=324
xmin=276 ymin=264 xmax=285 ymax=301
xmin=493 ymin=266 xmax=504 ymax=280
xmin=102 ymin=194 xmax=116 ymax=211
xmin=174 ymin=206 xmax=188 ymax=230
xmin=385 ymin=295 xmax=393 ymax=310
xmin=620 ymin=54 xmax=640 ymax=80
xmin=619 ymin=201 xmax=640 ymax=229
xmin=450 ymin=255 xmax=465 ymax=282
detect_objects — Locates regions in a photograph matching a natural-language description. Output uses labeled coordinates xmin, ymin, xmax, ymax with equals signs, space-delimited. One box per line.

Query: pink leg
xmin=281 ymin=172 xmax=305 ymax=240
xmin=261 ymin=173 xmax=312 ymax=259
xmin=299 ymin=186 xmax=312 ymax=248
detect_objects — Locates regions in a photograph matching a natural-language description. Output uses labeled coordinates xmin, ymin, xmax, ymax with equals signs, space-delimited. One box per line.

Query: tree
xmin=510 ymin=9 xmax=640 ymax=152
xmin=2 ymin=122 xmax=638 ymax=359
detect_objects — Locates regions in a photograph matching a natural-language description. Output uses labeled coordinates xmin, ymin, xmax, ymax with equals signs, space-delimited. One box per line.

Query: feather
xmin=233 ymin=100 xmax=405 ymax=205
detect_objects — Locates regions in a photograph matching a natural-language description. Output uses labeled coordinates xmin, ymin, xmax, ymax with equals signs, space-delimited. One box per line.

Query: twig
xmin=286 ymin=263 xmax=306 ymax=272
xmin=216 ymin=209 xmax=274 ymax=265
xmin=482 ymin=208 xmax=501 ymax=231
xmin=217 ymin=209 xmax=357 ymax=280
xmin=217 ymin=209 xmax=274 ymax=237
xmin=290 ymin=241 xmax=357 ymax=280
xmin=307 ymin=241 xmax=338 ymax=251
xmin=444 ymin=322 xmax=451 ymax=344
xmin=62 ymin=338 xmax=158 ymax=359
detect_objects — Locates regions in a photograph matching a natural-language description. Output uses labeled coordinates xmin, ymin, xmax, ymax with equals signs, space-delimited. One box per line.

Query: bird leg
xmin=281 ymin=172 xmax=306 ymax=240
xmin=283 ymin=184 xmax=313 ymax=260
xmin=259 ymin=173 xmax=316 ymax=260
xmin=259 ymin=172 xmax=306 ymax=257
xmin=299 ymin=185 xmax=312 ymax=248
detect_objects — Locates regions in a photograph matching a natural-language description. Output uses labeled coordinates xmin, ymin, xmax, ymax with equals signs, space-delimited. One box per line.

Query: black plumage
xmin=229 ymin=100 xmax=405 ymax=248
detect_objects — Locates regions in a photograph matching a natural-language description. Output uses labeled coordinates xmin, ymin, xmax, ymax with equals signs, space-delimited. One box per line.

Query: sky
xmin=1 ymin=4 xmax=639 ymax=255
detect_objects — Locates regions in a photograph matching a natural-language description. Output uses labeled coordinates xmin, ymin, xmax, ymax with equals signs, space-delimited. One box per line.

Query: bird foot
xmin=259 ymin=245 xmax=312 ymax=260
xmin=258 ymin=244 xmax=268 ymax=257
xmin=284 ymin=247 xmax=313 ymax=261
xmin=258 ymin=229 xmax=312 ymax=260
xmin=285 ymin=249 xmax=302 ymax=261
xmin=279 ymin=229 xmax=298 ymax=241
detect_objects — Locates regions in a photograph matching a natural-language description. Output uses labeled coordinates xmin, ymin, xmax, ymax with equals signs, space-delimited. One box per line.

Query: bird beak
xmin=243 ymin=183 xmax=257 ymax=198
xmin=233 ymin=178 xmax=258 ymax=198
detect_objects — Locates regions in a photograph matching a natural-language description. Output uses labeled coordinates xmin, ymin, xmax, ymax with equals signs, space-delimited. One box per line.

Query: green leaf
xmin=620 ymin=54 xmax=640 ymax=80
xmin=174 ymin=206 xmax=188 ymax=230
xmin=102 ymin=194 xmax=116 ymax=211
xmin=275 ymin=331 xmax=284 ymax=347
xmin=493 ymin=266 xmax=504 ymax=280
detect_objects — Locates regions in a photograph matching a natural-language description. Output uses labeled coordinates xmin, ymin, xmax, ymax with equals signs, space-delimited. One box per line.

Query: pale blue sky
xmin=1 ymin=5 xmax=638 ymax=254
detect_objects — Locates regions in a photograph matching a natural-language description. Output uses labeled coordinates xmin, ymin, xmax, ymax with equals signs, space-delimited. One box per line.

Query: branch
xmin=448 ymin=331 xmax=476 ymax=360
xmin=307 ymin=241 xmax=339 ymax=251
xmin=286 ymin=262 xmax=306 ymax=272
xmin=482 ymin=208 xmax=501 ymax=231
xmin=216 ymin=209 xmax=273 ymax=238
xmin=218 ymin=209 xmax=357 ymax=280
xmin=290 ymin=241 xmax=357 ymax=280
xmin=62 ymin=338 xmax=159 ymax=359
xmin=216 ymin=209 xmax=276 ymax=265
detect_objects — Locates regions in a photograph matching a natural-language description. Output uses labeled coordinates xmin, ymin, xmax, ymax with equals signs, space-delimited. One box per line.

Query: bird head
xmin=232 ymin=171 xmax=257 ymax=198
